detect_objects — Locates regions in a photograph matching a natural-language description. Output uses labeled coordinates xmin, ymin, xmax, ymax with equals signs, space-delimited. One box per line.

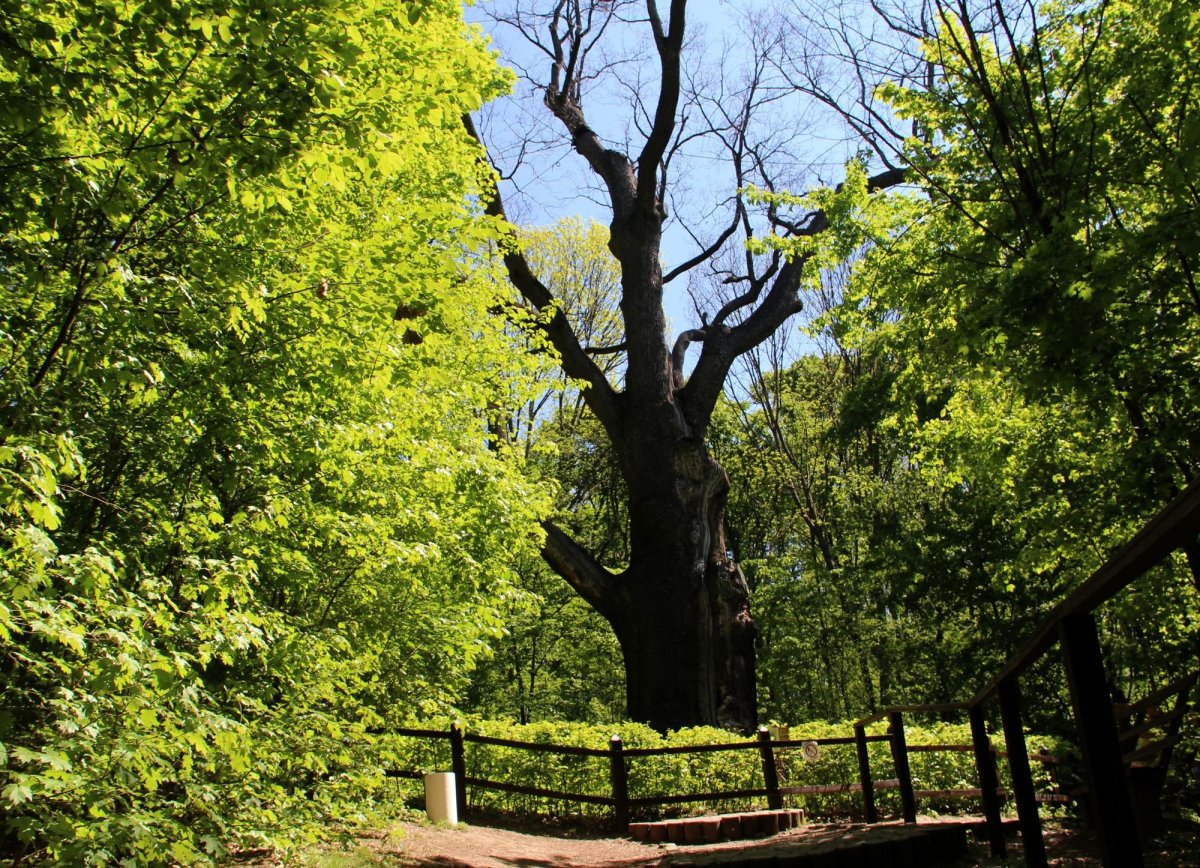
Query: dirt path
xmin=386 ymin=820 xmax=660 ymax=866
xmin=251 ymin=815 xmax=1199 ymax=866
xmin=339 ymin=816 xmax=1086 ymax=867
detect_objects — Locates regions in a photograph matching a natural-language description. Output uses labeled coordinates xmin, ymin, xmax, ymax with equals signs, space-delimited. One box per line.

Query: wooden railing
xmin=852 ymin=476 xmax=1200 ymax=868
xmin=384 ymin=725 xmax=893 ymax=827
xmin=849 ymin=705 xmax=1067 ymax=826
xmin=384 ymin=717 xmax=1065 ymax=832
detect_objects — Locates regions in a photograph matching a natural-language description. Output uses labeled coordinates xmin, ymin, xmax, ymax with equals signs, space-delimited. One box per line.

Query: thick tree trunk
xmin=605 ymin=431 xmax=757 ymax=732
xmin=612 ymin=559 xmax=757 ymax=733
xmin=538 ymin=411 xmax=760 ymax=732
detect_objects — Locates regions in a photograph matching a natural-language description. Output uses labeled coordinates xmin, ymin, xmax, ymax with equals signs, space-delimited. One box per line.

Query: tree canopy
xmin=729 ymin=0 xmax=1200 ymax=722
xmin=832 ymin=0 xmax=1200 ymax=585
xmin=1 ymin=0 xmax=552 ymax=861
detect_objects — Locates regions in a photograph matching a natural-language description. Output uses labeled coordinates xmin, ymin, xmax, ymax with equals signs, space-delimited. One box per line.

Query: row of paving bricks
xmin=629 ymin=809 xmax=806 ymax=844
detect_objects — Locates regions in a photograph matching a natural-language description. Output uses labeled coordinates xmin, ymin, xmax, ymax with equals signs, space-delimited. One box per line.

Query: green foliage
xmin=854 ymin=0 xmax=1200 ymax=511
xmin=464 ymin=550 xmax=626 ymax=725
xmin=854 ymin=0 xmax=1200 ymax=703
xmin=466 ymin=218 xmax=628 ymax=726
xmin=381 ymin=717 xmax=1067 ymax=822
xmin=0 ymin=0 xmax=551 ymax=863
xmin=733 ymin=0 xmax=1200 ymax=732
xmin=1 ymin=461 xmax=414 ymax=860
xmin=517 ymin=218 xmax=624 ymax=392
xmin=745 ymin=160 xmax=917 ymax=287
xmin=715 ymin=347 xmax=1064 ymax=725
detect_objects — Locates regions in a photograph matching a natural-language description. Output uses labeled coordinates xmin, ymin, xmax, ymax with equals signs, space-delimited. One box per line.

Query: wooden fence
xmin=853 ymin=476 xmax=1200 ymax=868
xmin=382 ymin=722 xmax=1053 ymax=828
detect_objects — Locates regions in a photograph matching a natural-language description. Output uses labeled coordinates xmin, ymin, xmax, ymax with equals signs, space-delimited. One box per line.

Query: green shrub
xmin=0 ymin=498 xmax=403 ymax=864
xmin=382 ymin=716 xmax=1071 ymax=822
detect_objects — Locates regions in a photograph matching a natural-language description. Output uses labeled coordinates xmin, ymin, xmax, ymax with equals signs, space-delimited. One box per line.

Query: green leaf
xmin=3 ymin=783 xmax=33 ymax=805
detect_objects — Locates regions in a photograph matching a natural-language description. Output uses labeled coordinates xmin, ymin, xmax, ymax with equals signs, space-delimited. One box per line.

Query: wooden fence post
xmin=997 ymin=678 xmax=1047 ymax=868
xmin=1059 ymin=612 xmax=1144 ymax=868
xmin=609 ymin=735 xmax=630 ymax=829
xmin=888 ymin=711 xmax=917 ymax=824
xmin=968 ymin=703 xmax=1006 ymax=858
xmin=757 ymin=727 xmax=783 ymax=810
xmin=854 ymin=724 xmax=878 ymax=823
xmin=449 ymin=722 xmax=467 ymax=819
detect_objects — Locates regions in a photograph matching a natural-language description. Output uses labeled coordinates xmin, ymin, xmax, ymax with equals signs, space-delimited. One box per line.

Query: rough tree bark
xmin=469 ymin=0 xmax=903 ymax=732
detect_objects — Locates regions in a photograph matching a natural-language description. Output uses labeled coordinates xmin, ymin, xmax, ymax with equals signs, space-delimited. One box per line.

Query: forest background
xmin=1 ymin=0 xmax=1198 ymax=863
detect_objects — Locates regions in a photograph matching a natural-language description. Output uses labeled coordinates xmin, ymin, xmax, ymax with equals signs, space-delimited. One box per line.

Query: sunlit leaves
xmin=744 ymin=161 xmax=918 ymax=292
xmin=793 ymin=0 xmax=1200 ymax=715
xmin=0 ymin=0 xmax=546 ymax=862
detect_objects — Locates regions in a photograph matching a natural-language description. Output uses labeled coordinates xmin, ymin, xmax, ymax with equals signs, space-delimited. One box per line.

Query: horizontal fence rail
xmin=382 ymin=725 xmax=917 ymax=827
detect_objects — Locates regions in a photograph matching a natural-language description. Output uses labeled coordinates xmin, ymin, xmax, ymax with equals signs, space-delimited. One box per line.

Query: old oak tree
xmin=469 ymin=0 xmax=903 ymax=732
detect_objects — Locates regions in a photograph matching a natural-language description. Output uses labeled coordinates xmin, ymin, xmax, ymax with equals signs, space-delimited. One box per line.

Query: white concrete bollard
xmin=423 ymin=772 xmax=458 ymax=825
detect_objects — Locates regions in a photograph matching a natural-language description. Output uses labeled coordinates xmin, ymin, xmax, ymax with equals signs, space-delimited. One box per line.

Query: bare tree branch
xmin=662 ymin=214 xmax=740 ymax=284
xmin=670 ymin=327 xmax=707 ymax=388
xmin=464 ymin=114 xmax=622 ymax=434
xmin=637 ymin=0 xmax=687 ymax=216
xmin=541 ymin=519 xmax=621 ymax=615
xmin=585 ymin=342 xmax=628 ymax=355
xmin=680 ymin=165 xmax=906 ymax=430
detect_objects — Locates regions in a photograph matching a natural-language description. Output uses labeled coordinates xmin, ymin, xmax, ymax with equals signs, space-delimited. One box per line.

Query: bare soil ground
xmin=283 ymin=816 xmax=1099 ymax=864
xmin=244 ymin=814 xmax=1200 ymax=866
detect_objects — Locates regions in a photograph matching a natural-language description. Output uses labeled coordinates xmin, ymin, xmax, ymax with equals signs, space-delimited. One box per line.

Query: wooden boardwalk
xmin=649 ymin=816 xmax=1016 ymax=867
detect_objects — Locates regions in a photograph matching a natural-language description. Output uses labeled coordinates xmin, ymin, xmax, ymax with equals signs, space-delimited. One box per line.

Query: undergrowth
xmin=379 ymin=717 xmax=1071 ymax=823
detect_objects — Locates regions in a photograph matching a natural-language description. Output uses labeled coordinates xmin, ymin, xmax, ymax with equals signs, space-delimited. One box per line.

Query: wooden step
xmin=629 ymin=808 xmax=804 ymax=844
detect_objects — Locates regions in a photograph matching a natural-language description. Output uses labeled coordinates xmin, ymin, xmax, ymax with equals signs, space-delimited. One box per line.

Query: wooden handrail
xmin=391 ymin=726 xmax=451 ymax=739
xmin=1121 ymin=733 xmax=1184 ymax=767
xmin=835 ymin=478 xmax=1200 ymax=868
xmin=620 ymin=734 xmax=888 ymax=757
xmin=1119 ymin=703 xmax=1190 ymax=746
xmin=973 ymin=477 xmax=1200 ymax=706
xmin=621 ymin=739 xmax=761 ymax=757
xmin=781 ymin=779 xmax=900 ymax=796
xmin=384 ymin=727 xmax=884 ymax=820
xmin=854 ymin=702 xmax=967 ymax=729
xmin=1125 ymin=670 xmax=1200 ymax=722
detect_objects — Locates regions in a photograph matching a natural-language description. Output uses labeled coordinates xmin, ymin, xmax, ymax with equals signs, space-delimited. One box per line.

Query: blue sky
xmin=466 ymin=0 xmax=858 ymax=338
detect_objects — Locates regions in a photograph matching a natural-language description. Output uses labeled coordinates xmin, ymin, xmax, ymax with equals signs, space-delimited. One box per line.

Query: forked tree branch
xmin=638 ymin=0 xmax=687 ymax=215
xmin=680 ymin=165 xmax=907 ymax=430
xmin=464 ymin=115 xmax=622 ymax=435
xmin=539 ymin=2 xmax=640 ymax=217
